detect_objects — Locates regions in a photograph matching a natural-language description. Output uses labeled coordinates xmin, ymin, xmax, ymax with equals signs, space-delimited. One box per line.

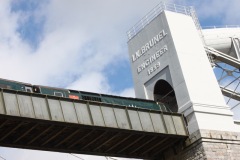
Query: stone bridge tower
xmin=127 ymin=3 xmax=240 ymax=159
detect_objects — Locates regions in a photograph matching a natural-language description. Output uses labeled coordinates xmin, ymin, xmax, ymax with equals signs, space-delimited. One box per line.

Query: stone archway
xmin=154 ymin=80 xmax=178 ymax=112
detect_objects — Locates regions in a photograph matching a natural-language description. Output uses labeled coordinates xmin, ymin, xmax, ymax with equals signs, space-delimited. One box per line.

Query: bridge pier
xmin=127 ymin=3 xmax=240 ymax=160
xmin=162 ymin=129 xmax=240 ymax=160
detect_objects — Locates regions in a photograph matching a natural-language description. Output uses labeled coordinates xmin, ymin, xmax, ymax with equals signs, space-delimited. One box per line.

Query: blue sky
xmin=0 ymin=0 xmax=240 ymax=159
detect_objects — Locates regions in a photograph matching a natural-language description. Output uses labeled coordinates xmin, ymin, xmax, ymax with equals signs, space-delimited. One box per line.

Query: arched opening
xmin=154 ymin=80 xmax=178 ymax=112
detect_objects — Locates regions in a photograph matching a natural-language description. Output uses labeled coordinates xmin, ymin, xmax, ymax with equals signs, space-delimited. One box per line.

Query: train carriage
xmin=33 ymin=85 xmax=70 ymax=98
xmin=101 ymin=94 xmax=162 ymax=110
xmin=0 ymin=78 xmax=33 ymax=92
xmin=0 ymin=78 xmax=171 ymax=112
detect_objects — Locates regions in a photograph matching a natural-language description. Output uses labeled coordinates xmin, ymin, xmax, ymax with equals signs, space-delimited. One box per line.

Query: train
xmin=0 ymin=78 xmax=171 ymax=112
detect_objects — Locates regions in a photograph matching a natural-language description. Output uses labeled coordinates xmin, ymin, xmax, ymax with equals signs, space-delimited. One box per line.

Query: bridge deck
xmin=0 ymin=89 xmax=188 ymax=159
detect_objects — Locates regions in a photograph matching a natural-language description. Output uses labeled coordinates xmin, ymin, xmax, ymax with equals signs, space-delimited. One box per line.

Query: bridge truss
xmin=205 ymin=39 xmax=240 ymax=121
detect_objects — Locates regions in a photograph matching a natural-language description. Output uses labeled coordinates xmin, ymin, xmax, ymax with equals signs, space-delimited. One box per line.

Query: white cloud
xmin=179 ymin=0 xmax=240 ymax=26
xmin=118 ymin=88 xmax=135 ymax=98
xmin=0 ymin=147 xmax=113 ymax=160
xmin=0 ymin=0 xmax=169 ymax=91
xmin=0 ymin=147 xmax=141 ymax=160
xmin=0 ymin=1 xmax=156 ymax=159
xmin=67 ymin=72 xmax=111 ymax=93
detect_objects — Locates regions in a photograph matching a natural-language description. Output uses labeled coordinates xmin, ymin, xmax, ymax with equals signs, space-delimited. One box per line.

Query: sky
xmin=0 ymin=0 xmax=240 ymax=160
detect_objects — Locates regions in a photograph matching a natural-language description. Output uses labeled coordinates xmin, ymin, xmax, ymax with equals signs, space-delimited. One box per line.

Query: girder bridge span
xmin=0 ymin=88 xmax=188 ymax=159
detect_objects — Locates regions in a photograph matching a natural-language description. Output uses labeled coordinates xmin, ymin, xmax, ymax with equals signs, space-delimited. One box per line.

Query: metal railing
xmin=202 ymin=25 xmax=240 ymax=29
xmin=127 ymin=2 xmax=196 ymax=40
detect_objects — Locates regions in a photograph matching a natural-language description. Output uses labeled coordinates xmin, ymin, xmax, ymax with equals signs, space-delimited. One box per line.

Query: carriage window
xmin=54 ymin=92 xmax=63 ymax=97
xmin=25 ymin=86 xmax=33 ymax=93
xmin=82 ymin=95 xmax=101 ymax=102
xmin=0 ymin=84 xmax=11 ymax=89
xmin=33 ymin=86 xmax=41 ymax=93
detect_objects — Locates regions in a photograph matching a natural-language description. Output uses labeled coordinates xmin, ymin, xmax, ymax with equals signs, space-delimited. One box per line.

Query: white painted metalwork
xmin=205 ymin=46 xmax=240 ymax=121
xmin=127 ymin=2 xmax=196 ymax=40
xmin=202 ymin=25 xmax=240 ymax=29
xmin=198 ymin=24 xmax=240 ymax=121
xmin=232 ymin=38 xmax=240 ymax=59
xmin=205 ymin=46 xmax=240 ymax=68
xmin=220 ymin=87 xmax=240 ymax=102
